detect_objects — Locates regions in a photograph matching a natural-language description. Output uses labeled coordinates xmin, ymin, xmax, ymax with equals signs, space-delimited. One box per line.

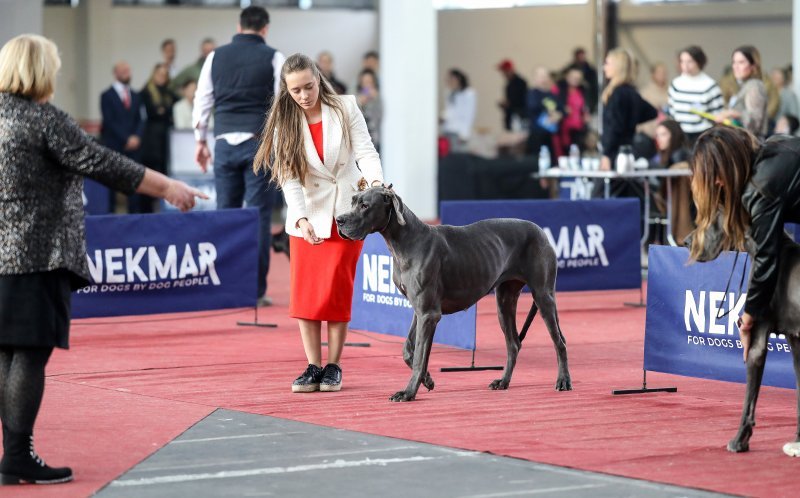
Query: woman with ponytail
xmin=253 ymin=53 xmax=385 ymax=393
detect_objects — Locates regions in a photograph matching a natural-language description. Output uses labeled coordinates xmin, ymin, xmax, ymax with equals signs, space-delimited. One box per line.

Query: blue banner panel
xmin=83 ymin=179 xmax=112 ymax=215
xmin=644 ymin=245 xmax=794 ymax=388
xmin=72 ymin=209 xmax=258 ymax=318
xmin=440 ymin=199 xmax=641 ymax=291
xmin=349 ymin=233 xmax=477 ymax=350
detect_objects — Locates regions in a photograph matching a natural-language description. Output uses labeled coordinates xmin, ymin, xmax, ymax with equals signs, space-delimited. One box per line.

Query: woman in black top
xmin=689 ymin=126 xmax=800 ymax=364
xmin=600 ymin=48 xmax=658 ymax=171
xmin=140 ymin=63 xmax=177 ymax=211
xmin=0 ymin=34 xmax=204 ymax=485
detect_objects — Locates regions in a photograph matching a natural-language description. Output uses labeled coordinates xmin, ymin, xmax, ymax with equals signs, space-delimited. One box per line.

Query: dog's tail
xmin=518 ymin=302 xmax=539 ymax=343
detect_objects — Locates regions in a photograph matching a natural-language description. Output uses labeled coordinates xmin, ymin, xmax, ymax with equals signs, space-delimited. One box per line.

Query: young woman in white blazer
xmin=254 ymin=53 xmax=384 ymax=393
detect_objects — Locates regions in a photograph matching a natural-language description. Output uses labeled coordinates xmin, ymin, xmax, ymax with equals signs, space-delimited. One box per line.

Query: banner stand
xmin=611 ymin=369 xmax=677 ymax=395
xmin=440 ymin=347 xmax=503 ymax=372
xmin=322 ymin=342 xmax=371 ymax=348
xmin=236 ymin=306 xmax=277 ymax=328
xmin=624 ymin=284 xmax=646 ymax=308
xmin=441 ymin=318 xmax=502 ymax=373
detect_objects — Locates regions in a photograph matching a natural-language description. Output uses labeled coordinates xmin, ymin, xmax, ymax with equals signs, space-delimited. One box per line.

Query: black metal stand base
xmin=322 ymin=342 xmax=371 ymax=348
xmin=612 ymin=370 xmax=676 ymax=395
xmin=440 ymin=349 xmax=503 ymax=372
xmin=623 ymin=285 xmax=646 ymax=308
xmin=236 ymin=307 xmax=277 ymax=328
xmin=441 ymin=365 xmax=504 ymax=372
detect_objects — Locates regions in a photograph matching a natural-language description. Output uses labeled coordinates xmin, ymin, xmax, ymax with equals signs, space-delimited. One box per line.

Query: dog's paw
xmin=389 ymin=391 xmax=415 ymax=402
xmin=554 ymin=376 xmax=572 ymax=391
xmin=422 ymin=373 xmax=435 ymax=391
xmin=727 ymin=439 xmax=750 ymax=453
xmin=488 ymin=379 xmax=509 ymax=390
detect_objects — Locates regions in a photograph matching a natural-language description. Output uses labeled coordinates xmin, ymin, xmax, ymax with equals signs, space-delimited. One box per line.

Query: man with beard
xmin=100 ymin=61 xmax=147 ymax=213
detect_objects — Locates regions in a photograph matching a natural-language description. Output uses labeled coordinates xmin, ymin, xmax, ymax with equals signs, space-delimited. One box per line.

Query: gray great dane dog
xmin=688 ymin=216 xmax=800 ymax=455
xmin=336 ymin=187 xmax=571 ymax=402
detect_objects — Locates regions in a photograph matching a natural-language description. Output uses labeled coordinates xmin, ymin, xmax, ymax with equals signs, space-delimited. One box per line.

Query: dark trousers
xmin=214 ymin=138 xmax=276 ymax=298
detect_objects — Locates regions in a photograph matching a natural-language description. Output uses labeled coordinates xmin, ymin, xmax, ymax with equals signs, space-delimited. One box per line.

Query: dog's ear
xmin=391 ymin=192 xmax=406 ymax=226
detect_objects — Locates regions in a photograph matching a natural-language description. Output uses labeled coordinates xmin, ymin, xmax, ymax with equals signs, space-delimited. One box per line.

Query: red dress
xmin=288 ymin=121 xmax=364 ymax=322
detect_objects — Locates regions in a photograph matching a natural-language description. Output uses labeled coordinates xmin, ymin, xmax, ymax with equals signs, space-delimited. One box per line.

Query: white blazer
xmin=281 ymin=95 xmax=384 ymax=239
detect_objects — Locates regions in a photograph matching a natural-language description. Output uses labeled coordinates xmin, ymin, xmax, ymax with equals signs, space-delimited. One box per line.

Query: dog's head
xmin=336 ymin=186 xmax=406 ymax=241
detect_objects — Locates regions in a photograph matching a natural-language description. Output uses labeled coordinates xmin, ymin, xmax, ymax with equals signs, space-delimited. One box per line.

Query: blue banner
xmin=350 ymin=233 xmax=477 ymax=350
xmin=83 ymin=179 xmax=112 ymax=215
xmin=644 ymin=245 xmax=794 ymax=388
xmin=440 ymin=199 xmax=641 ymax=291
xmin=72 ymin=209 xmax=258 ymax=318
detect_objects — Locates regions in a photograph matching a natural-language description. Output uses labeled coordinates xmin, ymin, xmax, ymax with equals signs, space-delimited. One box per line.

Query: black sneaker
xmin=292 ymin=364 xmax=324 ymax=393
xmin=320 ymin=363 xmax=343 ymax=392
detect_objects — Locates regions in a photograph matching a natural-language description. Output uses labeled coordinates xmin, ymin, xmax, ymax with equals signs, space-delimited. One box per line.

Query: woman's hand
xmin=738 ymin=312 xmax=754 ymax=362
xmin=600 ymin=156 xmax=612 ymax=171
xmin=165 ymin=179 xmax=208 ymax=212
xmin=298 ymin=218 xmax=323 ymax=245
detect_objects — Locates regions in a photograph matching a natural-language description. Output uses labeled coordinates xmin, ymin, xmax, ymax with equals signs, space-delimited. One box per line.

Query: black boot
xmin=0 ymin=426 xmax=72 ymax=484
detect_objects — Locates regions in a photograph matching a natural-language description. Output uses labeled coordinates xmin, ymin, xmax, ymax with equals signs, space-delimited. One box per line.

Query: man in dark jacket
xmin=193 ymin=6 xmax=285 ymax=306
xmin=497 ymin=59 xmax=528 ymax=131
xmin=100 ymin=61 xmax=147 ymax=213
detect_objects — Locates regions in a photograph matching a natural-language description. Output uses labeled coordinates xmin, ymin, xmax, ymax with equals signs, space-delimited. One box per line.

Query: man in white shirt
xmin=193 ymin=6 xmax=285 ymax=306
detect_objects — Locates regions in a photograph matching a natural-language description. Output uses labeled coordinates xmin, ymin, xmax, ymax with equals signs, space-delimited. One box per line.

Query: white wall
xmin=619 ymin=0 xmax=792 ymax=87
xmin=43 ymin=2 xmax=378 ymax=121
xmin=0 ymin=0 xmax=42 ymax=43
xmin=437 ymin=1 xmax=793 ymax=137
xmin=438 ymin=5 xmax=595 ymax=136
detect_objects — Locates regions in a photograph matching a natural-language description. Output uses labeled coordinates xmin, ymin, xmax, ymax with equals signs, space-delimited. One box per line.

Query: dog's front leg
xmin=728 ymin=324 xmax=769 ymax=453
xmin=391 ymin=310 xmax=440 ymax=402
xmin=786 ymin=334 xmax=800 ymax=455
xmin=402 ymin=315 xmax=435 ymax=391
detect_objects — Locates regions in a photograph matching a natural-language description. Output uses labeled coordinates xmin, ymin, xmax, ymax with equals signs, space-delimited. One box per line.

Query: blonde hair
xmin=253 ymin=53 xmax=350 ymax=186
xmin=602 ymin=47 xmax=636 ymax=104
xmin=0 ymin=34 xmax=61 ymax=101
xmin=689 ymin=126 xmax=758 ymax=261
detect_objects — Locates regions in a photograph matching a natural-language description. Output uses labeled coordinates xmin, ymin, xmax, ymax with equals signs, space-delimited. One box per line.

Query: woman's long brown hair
xmin=689 ymin=126 xmax=759 ymax=260
xmin=253 ymin=53 xmax=350 ymax=186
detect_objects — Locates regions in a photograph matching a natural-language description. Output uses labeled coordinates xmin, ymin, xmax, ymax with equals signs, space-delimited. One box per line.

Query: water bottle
xmin=615 ymin=145 xmax=634 ymax=173
xmin=538 ymin=145 xmax=551 ymax=171
xmin=569 ymin=144 xmax=581 ymax=170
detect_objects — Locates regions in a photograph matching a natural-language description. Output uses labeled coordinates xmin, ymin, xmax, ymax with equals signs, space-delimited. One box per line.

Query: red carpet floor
xmin=10 ymin=251 xmax=800 ymax=497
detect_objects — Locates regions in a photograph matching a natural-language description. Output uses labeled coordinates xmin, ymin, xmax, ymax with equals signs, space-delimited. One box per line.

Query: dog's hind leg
xmin=728 ymin=324 xmax=769 ymax=453
xmin=783 ymin=334 xmax=800 ymax=456
xmin=402 ymin=315 xmax=434 ymax=391
xmin=531 ymin=286 xmax=571 ymax=391
xmin=489 ymin=280 xmax=525 ymax=390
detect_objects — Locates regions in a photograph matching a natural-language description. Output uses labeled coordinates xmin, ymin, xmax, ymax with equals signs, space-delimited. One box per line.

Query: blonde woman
xmin=599 ymin=48 xmax=657 ymax=171
xmin=0 ymin=34 xmax=204 ymax=485
xmin=715 ymin=46 xmax=768 ymax=138
xmin=253 ymin=54 xmax=384 ymax=393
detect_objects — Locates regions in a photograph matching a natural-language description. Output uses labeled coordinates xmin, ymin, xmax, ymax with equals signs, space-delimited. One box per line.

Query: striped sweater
xmin=668 ymin=72 xmax=724 ymax=135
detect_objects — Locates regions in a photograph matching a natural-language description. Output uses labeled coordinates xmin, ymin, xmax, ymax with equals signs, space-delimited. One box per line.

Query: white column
xmin=379 ymin=0 xmax=437 ymax=220
xmin=0 ymin=0 xmax=43 ymax=44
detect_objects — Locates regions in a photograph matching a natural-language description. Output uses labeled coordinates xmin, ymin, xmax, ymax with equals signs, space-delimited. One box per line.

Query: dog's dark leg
xmin=788 ymin=334 xmax=800 ymax=444
xmin=532 ymin=288 xmax=572 ymax=391
xmin=390 ymin=309 xmax=440 ymax=402
xmin=489 ymin=280 xmax=524 ymax=390
xmin=728 ymin=323 xmax=769 ymax=453
xmin=402 ymin=315 xmax=434 ymax=391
